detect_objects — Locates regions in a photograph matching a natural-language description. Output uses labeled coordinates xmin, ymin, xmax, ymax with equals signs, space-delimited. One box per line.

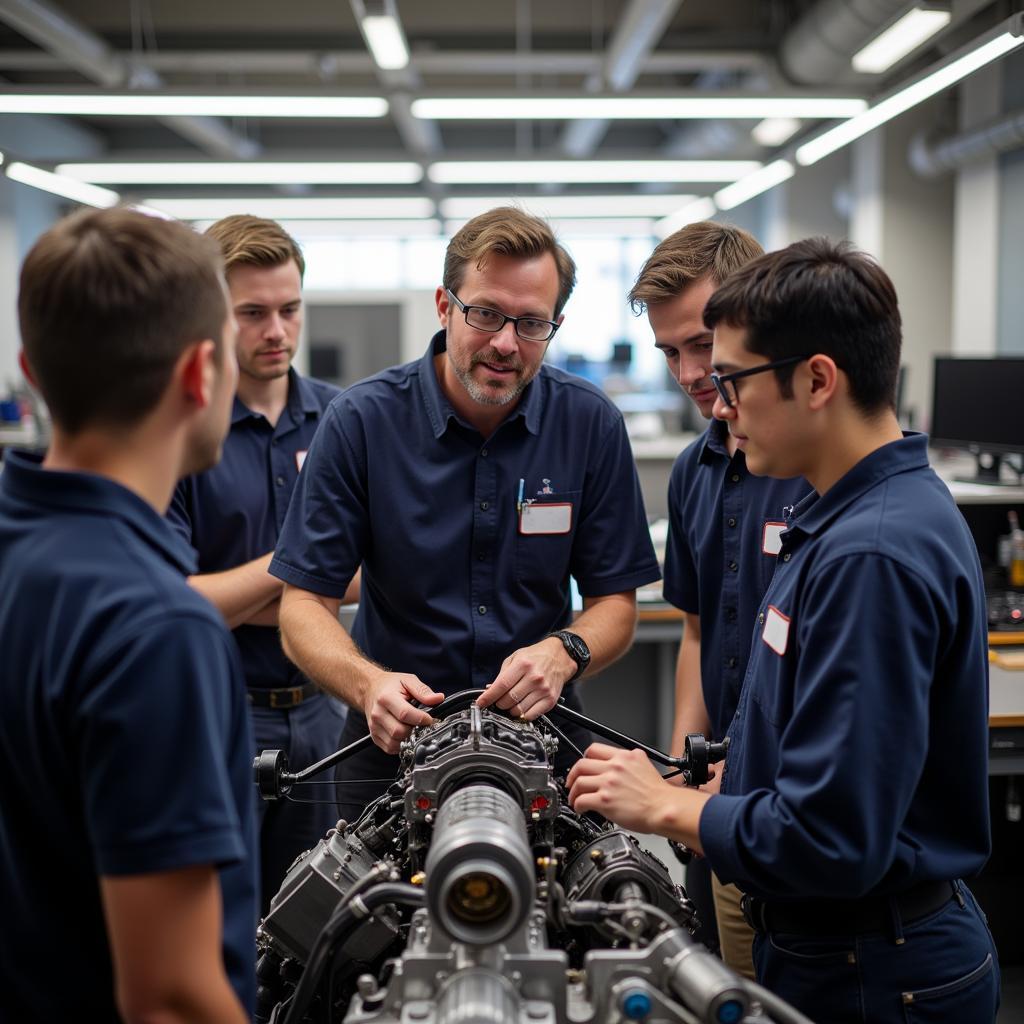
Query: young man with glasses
xmin=569 ymin=237 xmax=998 ymax=1023
xmin=629 ymin=222 xmax=810 ymax=978
xmin=270 ymin=206 xmax=661 ymax=823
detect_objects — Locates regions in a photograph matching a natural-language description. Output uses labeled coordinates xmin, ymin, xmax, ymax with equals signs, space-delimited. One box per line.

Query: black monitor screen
xmin=931 ymin=356 xmax=1024 ymax=456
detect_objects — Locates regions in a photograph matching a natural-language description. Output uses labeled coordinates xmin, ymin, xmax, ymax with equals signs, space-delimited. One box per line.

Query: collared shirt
xmin=168 ymin=369 xmax=339 ymax=690
xmin=663 ymin=418 xmax=810 ymax=739
xmin=272 ymin=331 xmax=661 ymax=691
xmin=0 ymin=450 xmax=257 ymax=1018
xmin=700 ymin=434 xmax=991 ymax=900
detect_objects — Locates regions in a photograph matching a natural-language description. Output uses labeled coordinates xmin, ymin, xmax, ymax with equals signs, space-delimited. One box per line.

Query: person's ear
xmin=806 ymin=353 xmax=838 ymax=410
xmin=178 ymin=339 xmax=218 ymax=409
xmin=18 ymin=350 xmax=38 ymax=389
xmin=435 ymin=285 xmax=451 ymax=327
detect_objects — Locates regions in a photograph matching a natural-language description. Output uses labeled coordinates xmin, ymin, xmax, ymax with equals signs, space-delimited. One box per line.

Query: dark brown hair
xmin=443 ymin=206 xmax=576 ymax=316
xmin=629 ymin=221 xmax=763 ymax=312
xmin=703 ymin=236 xmax=902 ymax=413
xmin=18 ymin=207 xmax=227 ymax=434
xmin=205 ymin=214 xmax=305 ymax=279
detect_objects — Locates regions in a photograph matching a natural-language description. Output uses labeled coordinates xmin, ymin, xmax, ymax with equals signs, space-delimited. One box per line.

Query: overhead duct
xmin=910 ymin=107 xmax=1024 ymax=177
xmin=779 ymin=0 xmax=910 ymax=86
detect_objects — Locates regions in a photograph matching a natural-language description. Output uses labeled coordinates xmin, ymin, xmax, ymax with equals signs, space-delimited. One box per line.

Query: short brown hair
xmin=204 ymin=214 xmax=305 ymax=279
xmin=443 ymin=206 xmax=576 ymax=316
xmin=628 ymin=221 xmax=763 ymax=313
xmin=18 ymin=207 xmax=227 ymax=434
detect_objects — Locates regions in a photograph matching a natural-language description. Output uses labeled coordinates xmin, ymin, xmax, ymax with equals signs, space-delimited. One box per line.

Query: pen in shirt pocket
xmin=517 ymin=478 xmax=524 ymax=513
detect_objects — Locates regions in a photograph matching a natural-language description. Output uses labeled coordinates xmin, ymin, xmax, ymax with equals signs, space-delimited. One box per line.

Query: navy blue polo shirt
xmin=0 ymin=451 xmax=258 ymax=1018
xmin=663 ymin=418 xmax=810 ymax=739
xmin=271 ymin=331 xmax=660 ymax=793
xmin=168 ymin=369 xmax=339 ymax=690
xmin=700 ymin=434 xmax=991 ymax=901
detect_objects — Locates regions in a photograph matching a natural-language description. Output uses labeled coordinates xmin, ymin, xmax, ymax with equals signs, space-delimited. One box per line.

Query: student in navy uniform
xmin=629 ymin=223 xmax=811 ymax=977
xmin=270 ymin=207 xmax=661 ymax=821
xmin=569 ymin=237 xmax=998 ymax=1023
xmin=167 ymin=215 xmax=350 ymax=912
xmin=0 ymin=208 xmax=257 ymax=1022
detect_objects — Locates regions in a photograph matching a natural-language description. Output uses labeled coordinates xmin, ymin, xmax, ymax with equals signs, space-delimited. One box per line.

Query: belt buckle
xmin=269 ymin=686 xmax=302 ymax=709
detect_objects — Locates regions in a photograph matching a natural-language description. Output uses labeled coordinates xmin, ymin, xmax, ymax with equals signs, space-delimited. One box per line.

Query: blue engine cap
xmin=717 ymin=998 xmax=744 ymax=1023
xmin=621 ymin=988 xmax=653 ymax=1020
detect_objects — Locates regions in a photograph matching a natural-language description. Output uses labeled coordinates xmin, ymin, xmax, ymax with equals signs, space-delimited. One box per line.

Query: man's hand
xmin=567 ymin=743 xmax=671 ymax=831
xmin=363 ymin=672 xmax=444 ymax=754
xmin=475 ymin=637 xmax=573 ymax=720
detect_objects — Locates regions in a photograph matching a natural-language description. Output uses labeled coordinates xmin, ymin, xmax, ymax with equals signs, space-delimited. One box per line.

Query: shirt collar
xmin=1 ymin=449 xmax=198 ymax=573
xmin=232 ymin=368 xmax=319 ymax=428
xmin=420 ymin=330 xmax=542 ymax=439
xmin=697 ymin=417 xmax=732 ymax=464
xmin=787 ymin=432 xmax=930 ymax=538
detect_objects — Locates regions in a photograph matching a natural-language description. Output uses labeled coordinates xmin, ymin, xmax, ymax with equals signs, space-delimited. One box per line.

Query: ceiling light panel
xmin=713 ymin=160 xmax=795 ymax=210
xmin=0 ymin=94 xmax=388 ymax=118
xmin=362 ymin=15 xmax=410 ymax=70
xmin=6 ymin=162 xmax=119 ymax=207
xmin=439 ymin=194 xmax=698 ymax=219
xmin=55 ymin=162 xmax=424 ymax=185
xmin=429 ymin=161 xmax=761 ymax=184
xmin=412 ymin=97 xmax=867 ymax=120
xmin=143 ymin=197 xmax=434 ymax=220
xmin=751 ymin=117 xmax=801 ymax=147
xmin=852 ymin=8 xmax=953 ymax=74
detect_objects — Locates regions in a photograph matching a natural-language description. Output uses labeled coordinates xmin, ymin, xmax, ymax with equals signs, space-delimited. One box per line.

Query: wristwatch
xmin=546 ymin=630 xmax=591 ymax=681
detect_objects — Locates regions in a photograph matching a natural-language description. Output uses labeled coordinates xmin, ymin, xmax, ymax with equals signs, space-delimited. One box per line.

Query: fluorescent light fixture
xmin=654 ymin=197 xmax=718 ymax=238
xmin=440 ymin=194 xmax=698 ymax=219
xmin=143 ymin=197 xmax=434 ymax=220
xmin=56 ymin=161 xmax=424 ymax=185
xmin=6 ymin=161 xmax=119 ymax=207
xmin=258 ymin=219 xmax=442 ymax=238
xmin=444 ymin=217 xmax=660 ymax=238
xmin=412 ymin=96 xmax=867 ymax=120
xmin=751 ymin=117 xmax=801 ymax=147
xmin=362 ymin=14 xmax=410 ymax=70
xmin=852 ymin=8 xmax=952 ymax=74
xmin=798 ymin=23 xmax=1024 ymax=166
xmin=428 ymin=160 xmax=761 ymax=185
xmin=0 ymin=94 xmax=387 ymax=118
xmin=714 ymin=160 xmax=794 ymax=210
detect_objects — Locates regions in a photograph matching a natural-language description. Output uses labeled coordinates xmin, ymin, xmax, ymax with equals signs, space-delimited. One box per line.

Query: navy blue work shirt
xmin=168 ymin=369 xmax=339 ymax=690
xmin=663 ymin=418 xmax=811 ymax=739
xmin=0 ymin=450 xmax=258 ymax=1019
xmin=700 ymin=434 xmax=991 ymax=901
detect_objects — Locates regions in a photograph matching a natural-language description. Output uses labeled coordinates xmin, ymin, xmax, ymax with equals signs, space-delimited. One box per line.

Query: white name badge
xmin=520 ymin=502 xmax=572 ymax=535
xmin=295 ymin=450 xmax=308 ymax=472
xmin=762 ymin=605 xmax=790 ymax=656
xmin=762 ymin=521 xmax=786 ymax=556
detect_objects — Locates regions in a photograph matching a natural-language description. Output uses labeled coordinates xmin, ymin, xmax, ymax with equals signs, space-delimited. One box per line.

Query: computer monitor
xmin=930 ymin=355 xmax=1024 ymax=484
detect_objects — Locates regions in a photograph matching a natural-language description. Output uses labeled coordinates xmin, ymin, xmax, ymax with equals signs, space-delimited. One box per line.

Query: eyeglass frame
xmin=446 ymin=288 xmax=561 ymax=343
xmin=711 ymin=354 xmax=811 ymax=409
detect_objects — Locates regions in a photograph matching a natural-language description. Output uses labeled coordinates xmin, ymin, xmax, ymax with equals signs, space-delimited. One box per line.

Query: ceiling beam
xmin=0 ymin=0 xmax=259 ymax=158
xmin=561 ymin=0 xmax=681 ymax=157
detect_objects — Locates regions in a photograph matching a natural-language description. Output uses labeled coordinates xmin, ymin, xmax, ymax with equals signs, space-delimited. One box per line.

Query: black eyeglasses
xmin=711 ymin=354 xmax=811 ymax=408
xmin=447 ymin=289 xmax=560 ymax=343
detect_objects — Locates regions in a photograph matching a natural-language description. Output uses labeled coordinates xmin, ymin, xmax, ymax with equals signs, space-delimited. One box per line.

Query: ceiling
xmin=0 ymin=0 xmax=1013 ymax=225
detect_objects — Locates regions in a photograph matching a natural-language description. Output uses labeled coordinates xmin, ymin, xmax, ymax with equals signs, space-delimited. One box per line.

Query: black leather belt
xmin=741 ymin=880 xmax=961 ymax=936
xmin=247 ymin=681 xmax=321 ymax=709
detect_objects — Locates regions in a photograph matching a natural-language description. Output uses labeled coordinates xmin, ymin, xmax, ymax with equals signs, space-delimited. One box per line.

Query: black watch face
xmin=566 ymin=632 xmax=590 ymax=662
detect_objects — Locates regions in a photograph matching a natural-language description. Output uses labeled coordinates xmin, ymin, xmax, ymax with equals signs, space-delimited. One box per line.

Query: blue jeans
xmin=251 ymin=693 xmax=347 ymax=915
xmin=753 ymin=882 xmax=999 ymax=1023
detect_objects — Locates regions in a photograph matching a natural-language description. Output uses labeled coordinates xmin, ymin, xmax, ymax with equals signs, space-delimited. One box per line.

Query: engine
xmin=253 ymin=700 xmax=806 ymax=1024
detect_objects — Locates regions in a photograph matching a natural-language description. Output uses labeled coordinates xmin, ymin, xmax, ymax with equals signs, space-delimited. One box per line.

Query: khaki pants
xmin=711 ymin=873 xmax=756 ymax=980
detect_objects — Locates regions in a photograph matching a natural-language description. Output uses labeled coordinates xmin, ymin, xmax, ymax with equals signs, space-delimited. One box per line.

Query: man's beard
xmin=450 ymin=349 xmax=535 ymax=407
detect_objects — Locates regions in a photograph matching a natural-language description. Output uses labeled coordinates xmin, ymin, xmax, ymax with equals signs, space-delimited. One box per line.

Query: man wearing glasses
xmin=569 ymin=238 xmax=998 ymax=1023
xmin=629 ymin=223 xmax=811 ymax=978
xmin=271 ymin=206 xmax=660 ymax=822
